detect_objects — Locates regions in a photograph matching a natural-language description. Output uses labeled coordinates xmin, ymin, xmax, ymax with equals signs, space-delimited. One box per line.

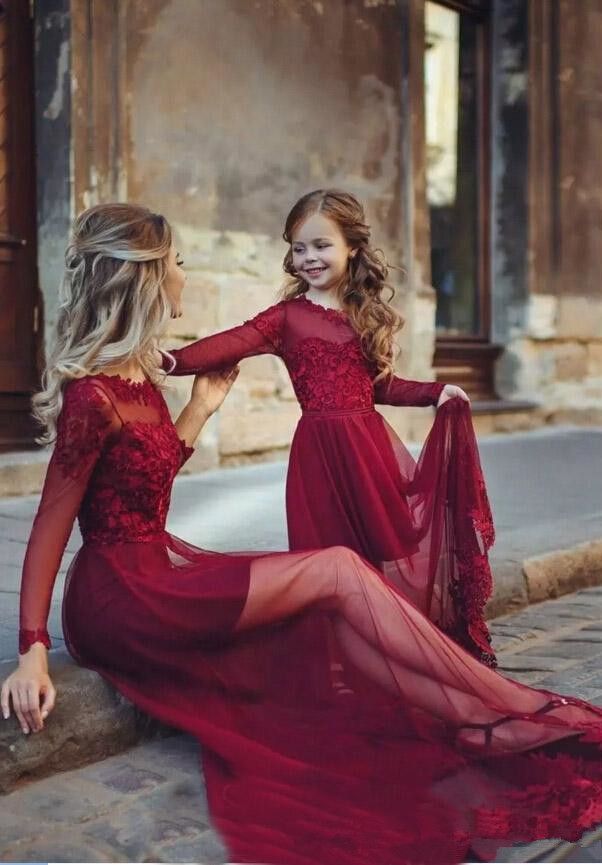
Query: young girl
xmin=2 ymin=203 xmax=601 ymax=865
xmin=162 ymin=189 xmax=496 ymax=665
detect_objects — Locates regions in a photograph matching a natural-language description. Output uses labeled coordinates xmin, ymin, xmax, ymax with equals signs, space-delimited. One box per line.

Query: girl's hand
xmin=190 ymin=366 xmax=240 ymax=417
xmin=1 ymin=645 xmax=56 ymax=735
xmin=437 ymin=384 xmax=470 ymax=408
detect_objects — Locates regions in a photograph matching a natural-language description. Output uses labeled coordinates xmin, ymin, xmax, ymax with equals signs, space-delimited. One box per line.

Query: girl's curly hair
xmin=281 ymin=189 xmax=403 ymax=382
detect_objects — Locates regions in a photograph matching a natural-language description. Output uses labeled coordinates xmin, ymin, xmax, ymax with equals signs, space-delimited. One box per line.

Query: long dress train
xmin=163 ymin=295 xmax=496 ymax=664
xmin=18 ymin=374 xmax=602 ymax=865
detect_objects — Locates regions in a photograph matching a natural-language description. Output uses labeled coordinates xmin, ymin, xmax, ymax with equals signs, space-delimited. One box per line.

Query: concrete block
xmin=557 ymin=295 xmax=602 ymax=341
xmin=523 ymin=539 xmax=602 ymax=604
xmin=166 ymin=273 xmax=220 ymax=339
xmin=526 ymin=293 xmax=558 ymax=340
xmin=219 ymin=405 xmax=300 ymax=456
xmin=553 ymin=341 xmax=589 ymax=381
xmin=587 ymin=343 xmax=602 ymax=376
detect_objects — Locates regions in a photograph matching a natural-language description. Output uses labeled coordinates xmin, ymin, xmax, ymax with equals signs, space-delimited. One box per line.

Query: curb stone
xmin=523 ymin=540 xmax=602 ymax=604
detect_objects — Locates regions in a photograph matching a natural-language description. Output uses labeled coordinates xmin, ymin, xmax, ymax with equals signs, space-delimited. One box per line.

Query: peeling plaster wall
xmin=117 ymin=0 xmax=412 ymax=463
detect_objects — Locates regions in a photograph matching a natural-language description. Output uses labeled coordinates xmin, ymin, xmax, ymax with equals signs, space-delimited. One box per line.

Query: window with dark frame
xmin=424 ymin=0 xmax=497 ymax=398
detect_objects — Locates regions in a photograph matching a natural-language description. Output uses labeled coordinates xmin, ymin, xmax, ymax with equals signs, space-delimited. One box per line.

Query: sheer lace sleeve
xmin=373 ymin=374 xmax=445 ymax=407
xmin=162 ymin=302 xmax=285 ymax=376
xmin=18 ymin=379 xmax=119 ymax=654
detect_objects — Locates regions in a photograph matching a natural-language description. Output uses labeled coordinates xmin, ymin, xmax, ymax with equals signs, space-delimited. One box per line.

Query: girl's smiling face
xmin=291 ymin=212 xmax=354 ymax=294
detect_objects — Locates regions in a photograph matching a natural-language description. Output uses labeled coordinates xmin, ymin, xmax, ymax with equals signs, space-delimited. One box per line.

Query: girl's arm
xmin=373 ymin=375 xmax=446 ymax=408
xmin=162 ymin=302 xmax=286 ymax=376
xmin=0 ymin=379 xmax=119 ymax=735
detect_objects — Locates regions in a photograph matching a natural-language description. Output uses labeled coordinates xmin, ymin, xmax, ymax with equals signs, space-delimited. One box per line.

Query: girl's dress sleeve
xmin=162 ymin=303 xmax=285 ymax=376
xmin=373 ymin=375 xmax=445 ymax=408
xmin=18 ymin=380 xmax=118 ymax=655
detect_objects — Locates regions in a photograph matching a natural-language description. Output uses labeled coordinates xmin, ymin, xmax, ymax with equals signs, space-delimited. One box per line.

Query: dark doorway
xmin=0 ymin=0 xmax=41 ymax=449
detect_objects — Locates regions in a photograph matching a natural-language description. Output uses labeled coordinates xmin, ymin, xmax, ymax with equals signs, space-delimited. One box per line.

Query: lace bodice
xmin=164 ymin=296 xmax=445 ymax=412
xmin=18 ymin=375 xmax=192 ymax=653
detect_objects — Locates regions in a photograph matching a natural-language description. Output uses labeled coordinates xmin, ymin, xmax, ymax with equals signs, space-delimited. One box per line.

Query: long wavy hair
xmin=33 ymin=203 xmax=174 ymax=444
xmin=281 ymin=189 xmax=404 ymax=381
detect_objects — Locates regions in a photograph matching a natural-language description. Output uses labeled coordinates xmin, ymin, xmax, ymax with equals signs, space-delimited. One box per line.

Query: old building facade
xmin=1 ymin=0 xmax=601 ymax=474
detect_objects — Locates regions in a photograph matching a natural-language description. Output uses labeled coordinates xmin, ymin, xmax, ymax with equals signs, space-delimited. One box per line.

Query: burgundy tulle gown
xmin=164 ymin=294 xmax=496 ymax=664
xmin=18 ymin=371 xmax=602 ymax=865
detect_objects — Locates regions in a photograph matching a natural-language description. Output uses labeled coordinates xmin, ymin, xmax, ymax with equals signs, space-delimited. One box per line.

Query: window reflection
xmin=425 ymin=2 xmax=480 ymax=337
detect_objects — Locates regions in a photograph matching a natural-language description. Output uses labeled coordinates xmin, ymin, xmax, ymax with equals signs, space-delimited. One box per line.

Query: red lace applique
xmin=19 ymin=628 xmax=51 ymax=654
xmin=245 ymin=302 xmax=286 ymax=354
xmin=474 ymin=752 xmax=602 ymax=841
xmin=79 ymin=414 xmax=189 ymax=544
xmin=55 ymin=379 xmax=115 ymax=478
xmin=287 ymin=337 xmax=374 ymax=412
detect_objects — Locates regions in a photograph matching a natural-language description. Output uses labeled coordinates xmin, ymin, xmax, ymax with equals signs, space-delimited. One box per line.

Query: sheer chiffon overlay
xmin=164 ymin=295 xmax=496 ymax=664
xmin=17 ymin=373 xmax=602 ymax=865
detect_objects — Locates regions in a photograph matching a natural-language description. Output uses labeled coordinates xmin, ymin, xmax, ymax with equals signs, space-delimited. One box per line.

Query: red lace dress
xmin=18 ymin=373 xmax=602 ymax=865
xmin=164 ymin=295 xmax=496 ymax=665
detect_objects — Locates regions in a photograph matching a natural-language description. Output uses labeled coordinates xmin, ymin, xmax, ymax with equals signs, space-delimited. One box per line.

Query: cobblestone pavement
xmin=1 ymin=587 xmax=601 ymax=864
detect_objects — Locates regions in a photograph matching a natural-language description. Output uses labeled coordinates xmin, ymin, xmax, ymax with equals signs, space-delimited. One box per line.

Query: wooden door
xmin=0 ymin=0 xmax=41 ymax=449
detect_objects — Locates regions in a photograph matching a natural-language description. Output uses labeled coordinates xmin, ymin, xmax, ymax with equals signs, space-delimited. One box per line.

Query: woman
xmin=2 ymin=203 xmax=601 ymax=865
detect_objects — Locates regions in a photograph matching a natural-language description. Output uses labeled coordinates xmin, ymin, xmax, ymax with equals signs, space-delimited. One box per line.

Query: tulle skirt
xmin=287 ymin=399 xmax=497 ymax=665
xmin=63 ymin=532 xmax=602 ymax=865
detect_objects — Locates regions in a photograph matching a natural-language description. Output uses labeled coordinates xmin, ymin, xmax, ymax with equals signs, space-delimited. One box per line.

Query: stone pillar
xmin=392 ymin=0 xmax=439 ymax=443
xmin=501 ymin=0 xmax=602 ymax=423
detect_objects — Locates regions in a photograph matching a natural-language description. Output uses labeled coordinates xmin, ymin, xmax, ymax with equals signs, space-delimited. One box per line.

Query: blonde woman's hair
xmin=33 ymin=202 xmax=173 ymax=443
xmin=281 ymin=189 xmax=404 ymax=382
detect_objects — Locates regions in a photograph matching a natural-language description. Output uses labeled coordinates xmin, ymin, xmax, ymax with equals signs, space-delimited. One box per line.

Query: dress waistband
xmin=301 ymin=406 xmax=374 ymax=418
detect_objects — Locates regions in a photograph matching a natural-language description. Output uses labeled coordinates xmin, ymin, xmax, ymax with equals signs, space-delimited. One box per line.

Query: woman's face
xmin=163 ymin=243 xmax=187 ymax=318
xmin=291 ymin=212 xmax=354 ymax=293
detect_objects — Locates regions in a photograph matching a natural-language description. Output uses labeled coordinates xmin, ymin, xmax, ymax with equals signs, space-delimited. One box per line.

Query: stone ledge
xmin=523 ymin=539 xmax=602 ymax=603
xmin=0 ymin=449 xmax=50 ymax=498
xmin=2 ymin=537 xmax=602 ymax=794
xmin=471 ymin=399 xmax=538 ymax=414
xmin=0 ymin=651 xmax=170 ymax=794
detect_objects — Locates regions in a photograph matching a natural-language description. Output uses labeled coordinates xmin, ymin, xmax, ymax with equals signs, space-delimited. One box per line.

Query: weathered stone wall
xmin=37 ymin=0 xmax=602 ymax=479
xmin=499 ymin=0 xmax=602 ymax=425
xmin=68 ymin=0 xmax=435 ymax=465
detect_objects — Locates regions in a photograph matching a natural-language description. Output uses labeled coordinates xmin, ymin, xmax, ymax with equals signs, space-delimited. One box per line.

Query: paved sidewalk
xmin=1 ymin=425 xmax=602 ymax=661
xmin=1 ymin=587 xmax=601 ymax=864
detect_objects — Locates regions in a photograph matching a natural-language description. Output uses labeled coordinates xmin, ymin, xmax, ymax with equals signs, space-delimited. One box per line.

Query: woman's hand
xmin=437 ymin=384 xmax=470 ymax=408
xmin=1 ymin=644 xmax=56 ymax=735
xmin=175 ymin=367 xmax=240 ymax=448
xmin=190 ymin=367 xmax=240 ymax=417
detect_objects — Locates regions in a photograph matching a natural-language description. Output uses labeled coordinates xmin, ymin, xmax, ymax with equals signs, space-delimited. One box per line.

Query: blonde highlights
xmin=34 ymin=203 xmax=173 ymax=443
xmin=281 ymin=189 xmax=404 ymax=381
